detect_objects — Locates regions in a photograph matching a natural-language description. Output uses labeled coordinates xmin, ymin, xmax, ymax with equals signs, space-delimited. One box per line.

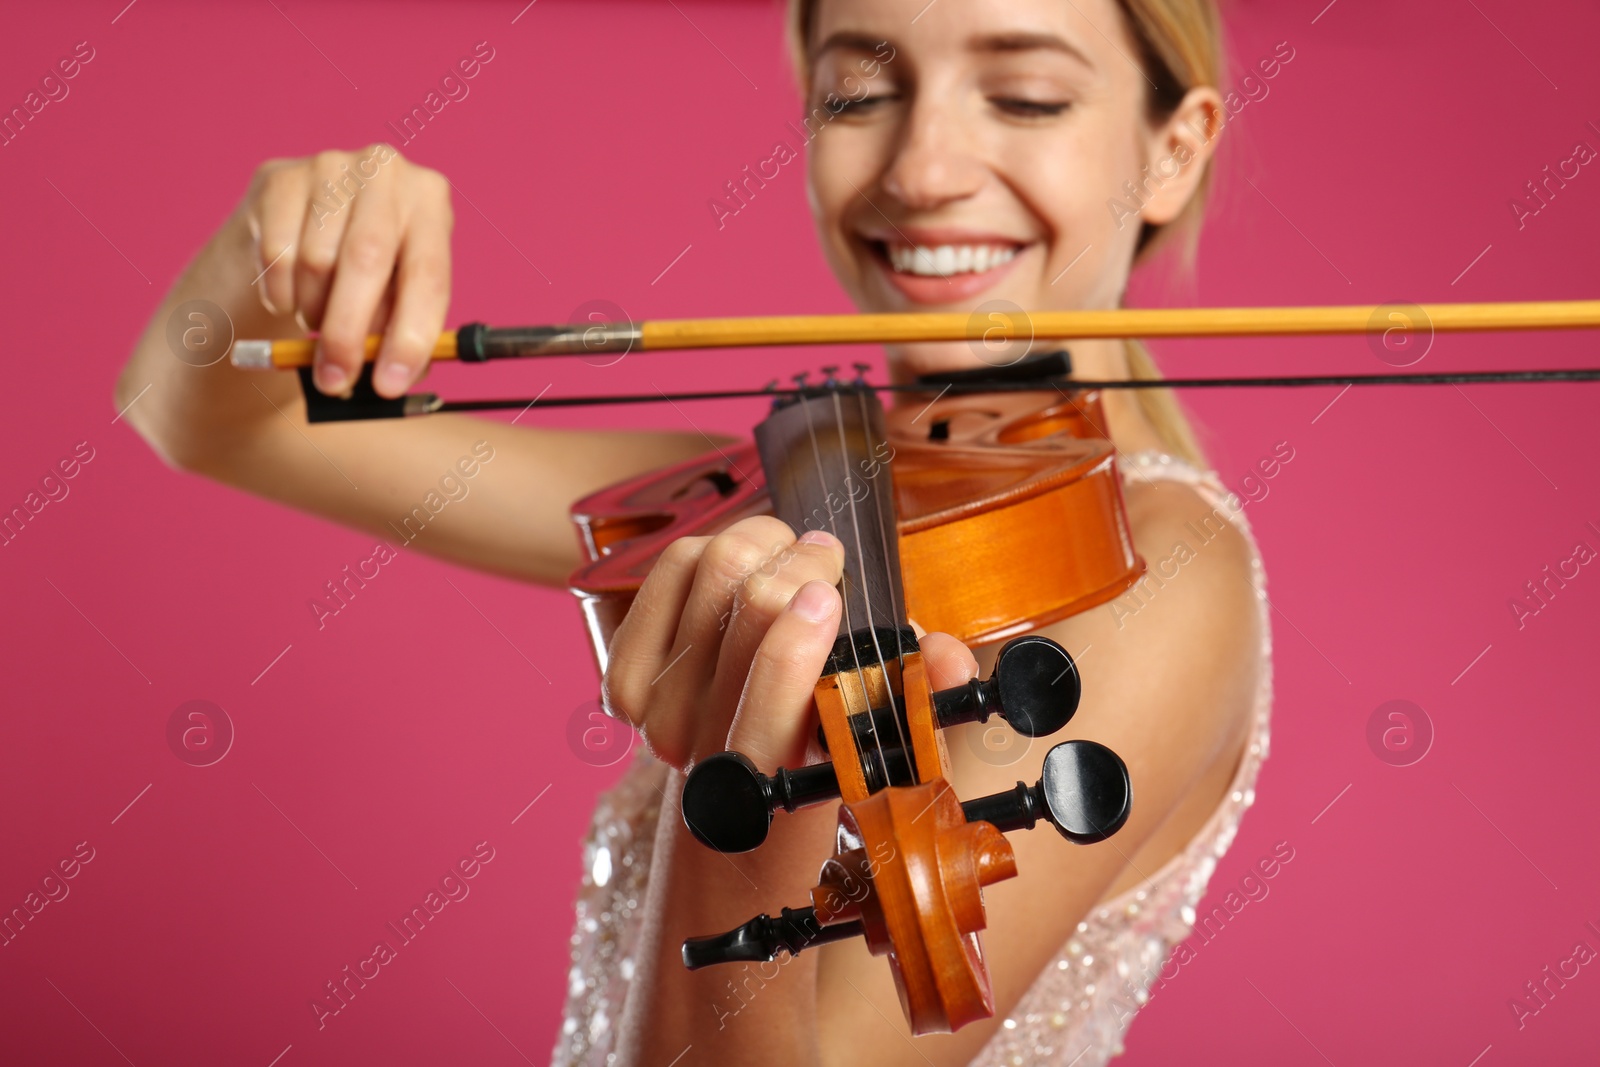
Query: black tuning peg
xmin=933 ymin=634 xmax=1081 ymax=738
xmin=961 ymin=739 xmax=1132 ymax=844
xmin=681 ymin=752 xmax=843 ymax=853
xmin=682 ymin=905 xmax=865 ymax=970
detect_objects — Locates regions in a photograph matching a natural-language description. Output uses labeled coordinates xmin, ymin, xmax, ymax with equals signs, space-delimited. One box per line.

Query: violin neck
xmin=754 ymin=386 xmax=911 ymax=652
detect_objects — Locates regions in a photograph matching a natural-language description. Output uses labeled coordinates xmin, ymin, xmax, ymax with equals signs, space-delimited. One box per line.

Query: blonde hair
xmin=786 ymin=0 xmax=1222 ymax=466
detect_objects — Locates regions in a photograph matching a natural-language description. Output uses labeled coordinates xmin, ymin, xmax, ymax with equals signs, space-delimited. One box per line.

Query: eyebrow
xmin=812 ymin=29 xmax=1095 ymax=70
xmin=968 ymin=31 xmax=1095 ymax=68
xmin=812 ymin=31 xmax=895 ymax=62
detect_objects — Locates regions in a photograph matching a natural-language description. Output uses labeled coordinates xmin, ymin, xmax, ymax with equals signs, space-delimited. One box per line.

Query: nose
xmin=880 ymin=96 xmax=988 ymax=211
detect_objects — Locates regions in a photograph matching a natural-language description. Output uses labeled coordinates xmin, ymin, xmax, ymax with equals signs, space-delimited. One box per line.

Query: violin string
xmin=855 ymin=387 xmax=914 ymax=776
xmin=429 ymin=368 xmax=1600 ymax=413
xmin=830 ymin=390 xmax=906 ymax=789
xmin=798 ymin=391 xmax=893 ymax=792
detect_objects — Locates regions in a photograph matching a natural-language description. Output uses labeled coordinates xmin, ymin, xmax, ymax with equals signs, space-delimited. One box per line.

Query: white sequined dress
xmin=551 ymin=451 xmax=1273 ymax=1066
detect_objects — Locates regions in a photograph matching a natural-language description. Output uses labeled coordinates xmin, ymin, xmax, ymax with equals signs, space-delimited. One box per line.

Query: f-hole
xmin=704 ymin=470 xmax=739 ymax=496
xmin=670 ymin=469 xmax=740 ymax=501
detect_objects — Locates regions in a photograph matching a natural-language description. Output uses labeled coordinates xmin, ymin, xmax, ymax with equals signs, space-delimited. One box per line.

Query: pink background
xmin=3 ymin=1 xmax=1599 ymax=1064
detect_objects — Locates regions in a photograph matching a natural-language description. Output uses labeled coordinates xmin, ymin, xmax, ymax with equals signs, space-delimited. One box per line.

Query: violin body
xmin=569 ymin=388 xmax=1145 ymax=665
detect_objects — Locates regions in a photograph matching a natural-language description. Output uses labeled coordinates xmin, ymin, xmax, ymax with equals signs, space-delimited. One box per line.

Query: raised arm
xmin=115 ymin=146 xmax=712 ymax=587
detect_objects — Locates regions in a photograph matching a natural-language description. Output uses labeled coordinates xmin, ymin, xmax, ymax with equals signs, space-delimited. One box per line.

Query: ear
xmin=1138 ymin=87 xmax=1225 ymax=227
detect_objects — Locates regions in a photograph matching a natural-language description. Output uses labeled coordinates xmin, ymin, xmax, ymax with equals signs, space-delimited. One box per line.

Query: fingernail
xmin=316 ymin=361 xmax=347 ymax=393
xmin=797 ymin=530 xmax=840 ymax=549
xmin=791 ymin=580 xmax=838 ymax=622
xmin=377 ymin=361 xmax=411 ymax=395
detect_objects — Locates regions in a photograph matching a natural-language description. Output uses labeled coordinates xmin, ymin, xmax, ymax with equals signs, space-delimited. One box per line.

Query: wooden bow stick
xmin=231 ymin=299 xmax=1600 ymax=369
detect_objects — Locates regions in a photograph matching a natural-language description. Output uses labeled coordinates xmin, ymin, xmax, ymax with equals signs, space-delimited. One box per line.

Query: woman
xmin=115 ymin=1 xmax=1268 ymax=1064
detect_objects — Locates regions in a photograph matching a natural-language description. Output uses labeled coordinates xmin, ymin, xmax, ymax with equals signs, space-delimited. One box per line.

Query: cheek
xmin=806 ymin=131 xmax=886 ymax=281
xmin=1011 ymin=121 xmax=1143 ymax=230
xmin=804 ymin=158 xmax=849 ymax=266
xmin=1002 ymin=139 xmax=1144 ymax=299
xmin=809 ymin=128 xmax=886 ymax=214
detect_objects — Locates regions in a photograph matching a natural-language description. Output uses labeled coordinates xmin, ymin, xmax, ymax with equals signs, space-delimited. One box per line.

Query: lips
xmin=860 ymin=232 xmax=1032 ymax=305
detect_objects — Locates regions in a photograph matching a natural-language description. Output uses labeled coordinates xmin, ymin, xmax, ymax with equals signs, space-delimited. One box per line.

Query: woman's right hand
xmin=243 ymin=144 xmax=454 ymax=398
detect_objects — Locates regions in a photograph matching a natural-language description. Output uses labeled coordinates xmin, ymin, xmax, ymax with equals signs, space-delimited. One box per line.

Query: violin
xmin=569 ymin=355 xmax=1137 ymax=1034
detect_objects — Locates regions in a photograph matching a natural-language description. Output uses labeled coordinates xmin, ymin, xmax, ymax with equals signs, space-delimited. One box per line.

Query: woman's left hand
xmin=602 ymin=515 xmax=847 ymax=774
xmin=601 ymin=515 xmax=979 ymax=775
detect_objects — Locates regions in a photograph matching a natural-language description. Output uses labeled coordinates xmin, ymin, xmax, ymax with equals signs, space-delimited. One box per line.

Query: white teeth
xmin=885 ymin=243 xmax=1018 ymax=277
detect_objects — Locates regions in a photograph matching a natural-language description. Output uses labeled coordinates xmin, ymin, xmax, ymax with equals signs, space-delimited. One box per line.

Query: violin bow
xmin=231 ymin=299 xmax=1600 ymax=369
xmin=223 ymin=298 xmax=1600 ymax=422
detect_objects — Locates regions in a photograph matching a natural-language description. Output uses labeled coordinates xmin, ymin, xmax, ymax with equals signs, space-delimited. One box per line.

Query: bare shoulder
xmin=1115 ymin=473 xmax=1261 ymax=653
xmin=954 ymin=471 xmax=1264 ymax=798
xmin=1070 ymin=472 xmax=1264 ymax=754
xmin=1048 ymin=469 xmax=1265 ymax=818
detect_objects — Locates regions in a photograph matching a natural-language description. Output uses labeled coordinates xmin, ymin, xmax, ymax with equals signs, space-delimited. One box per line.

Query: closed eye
xmin=829 ymin=93 xmax=899 ymax=116
xmin=992 ymin=98 xmax=1071 ymax=118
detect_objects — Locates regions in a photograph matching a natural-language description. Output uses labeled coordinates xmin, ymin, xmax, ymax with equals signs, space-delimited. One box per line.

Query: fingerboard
xmin=754 ymin=386 xmax=911 ymax=664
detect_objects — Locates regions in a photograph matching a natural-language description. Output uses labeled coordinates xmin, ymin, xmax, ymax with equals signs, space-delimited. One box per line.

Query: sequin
xmin=551 ymin=452 xmax=1274 ymax=1067
xmin=550 ymin=754 xmax=665 ymax=1067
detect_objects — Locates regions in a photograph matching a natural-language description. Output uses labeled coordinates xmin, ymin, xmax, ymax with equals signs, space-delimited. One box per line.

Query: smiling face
xmin=801 ymin=0 xmax=1221 ymax=377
